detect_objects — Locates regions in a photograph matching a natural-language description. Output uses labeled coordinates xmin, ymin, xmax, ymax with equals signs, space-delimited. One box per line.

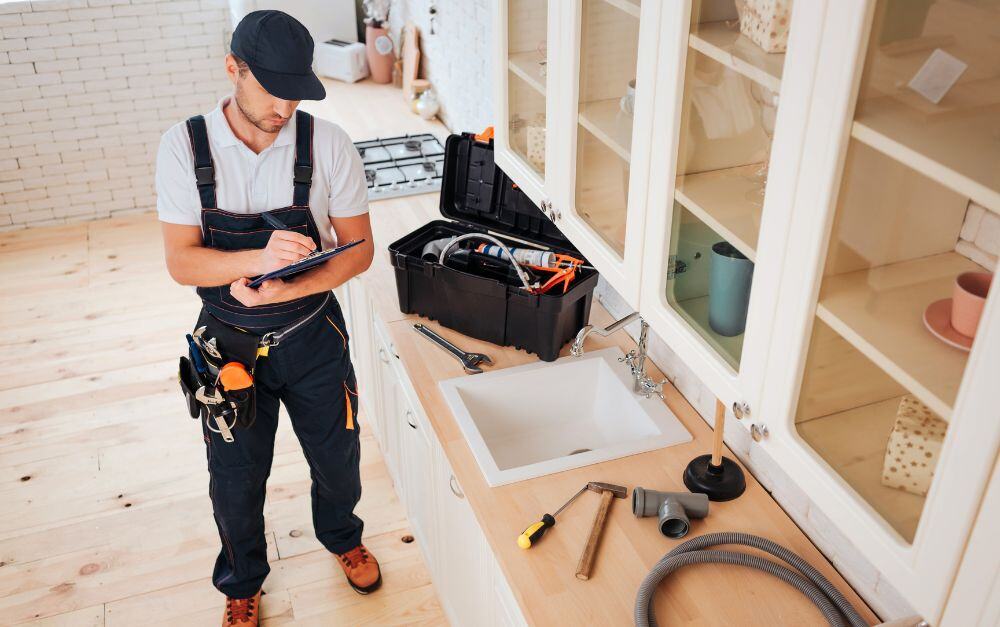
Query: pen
xmin=260 ymin=211 xmax=288 ymax=230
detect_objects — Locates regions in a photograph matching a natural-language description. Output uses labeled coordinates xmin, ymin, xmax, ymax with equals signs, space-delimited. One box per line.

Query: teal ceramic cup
xmin=708 ymin=242 xmax=754 ymax=337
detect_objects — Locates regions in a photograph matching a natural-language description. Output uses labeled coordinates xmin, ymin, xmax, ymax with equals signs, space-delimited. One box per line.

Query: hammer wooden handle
xmin=576 ymin=489 xmax=614 ymax=580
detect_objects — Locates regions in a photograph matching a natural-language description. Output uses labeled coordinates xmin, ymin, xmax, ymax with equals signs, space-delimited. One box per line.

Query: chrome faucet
xmin=570 ymin=312 xmax=667 ymax=399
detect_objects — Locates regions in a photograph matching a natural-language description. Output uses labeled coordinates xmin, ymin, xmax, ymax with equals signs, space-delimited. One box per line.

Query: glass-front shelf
xmin=794 ymin=0 xmax=998 ymax=543
xmin=573 ymin=0 xmax=643 ymax=257
xmin=664 ymin=0 xmax=789 ymax=370
xmin=507 ymin=0 xmax=548 ymax=178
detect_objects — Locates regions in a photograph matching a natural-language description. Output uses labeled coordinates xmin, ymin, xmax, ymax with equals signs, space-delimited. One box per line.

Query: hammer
xmin=576 ymin=481 xmax=627 ymax=580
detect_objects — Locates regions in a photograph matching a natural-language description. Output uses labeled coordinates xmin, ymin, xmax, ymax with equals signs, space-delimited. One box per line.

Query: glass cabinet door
xmin=792 ymin=0 xmax=998 ymax=543
xmin=504 ymin=1 xmax=550 ymax=183
xmin=571 ymin=0 xmax=644 ymax=258
xmin=662 ymin=0 xmax=793 ymax=371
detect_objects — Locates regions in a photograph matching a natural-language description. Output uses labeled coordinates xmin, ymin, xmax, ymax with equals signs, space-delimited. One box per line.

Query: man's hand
xmin=230 ymin=277 xmax=297 ymax=307
xmin=255 ymin=230 xmax=316 ymax=274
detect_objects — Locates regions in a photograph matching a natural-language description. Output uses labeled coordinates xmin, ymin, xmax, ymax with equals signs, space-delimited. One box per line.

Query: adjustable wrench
xmin=413 ymin=324 xmax=493 ymax=374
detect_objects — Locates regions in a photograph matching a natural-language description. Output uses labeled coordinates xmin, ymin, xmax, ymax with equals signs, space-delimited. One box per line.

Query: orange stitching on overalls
xmin=343 ymin=384 xmax=355 ymax=430
xmin=326 ymin=315 xmax=347 ymax=349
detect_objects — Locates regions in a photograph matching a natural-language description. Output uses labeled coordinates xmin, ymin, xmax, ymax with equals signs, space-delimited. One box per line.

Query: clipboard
xmin=247 ymin=239 xmax=366 ymax=288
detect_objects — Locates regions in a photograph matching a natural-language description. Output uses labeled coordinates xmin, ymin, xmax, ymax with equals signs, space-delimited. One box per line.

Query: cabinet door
xmin=493 ymin=0 xmax=556 ymax=206
xmin=638 ymin=0 xmax=821 ymax=413
xmin=373 ymin=321 xmax=400 ymax=483
xmin=344 ymin=280 xmax=380 ymax=438
xmin=486 ymin=549 xmax=529 ymax=627
xmin=395 ymin=378 xmax=435 ymax=572
xmin=759 ymin=1 xmax=1000 ymax=622
xmin=432 ymin=444 xmax=490 ymax=627
xmin=545 ymin=0 xmax=663 ymax=307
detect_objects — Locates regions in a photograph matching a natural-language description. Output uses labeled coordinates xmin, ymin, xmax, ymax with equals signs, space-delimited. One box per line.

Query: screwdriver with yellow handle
xmin=518 ymin=485 xmax=588 ymax=549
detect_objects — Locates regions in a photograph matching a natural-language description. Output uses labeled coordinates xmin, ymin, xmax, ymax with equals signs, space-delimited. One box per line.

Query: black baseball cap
xmin=230 ymin=10 xmax=326 ymax=101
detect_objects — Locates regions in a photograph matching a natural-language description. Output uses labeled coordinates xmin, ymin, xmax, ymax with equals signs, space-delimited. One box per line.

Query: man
xmin=155 ymin=10 xmax=378 ymax=626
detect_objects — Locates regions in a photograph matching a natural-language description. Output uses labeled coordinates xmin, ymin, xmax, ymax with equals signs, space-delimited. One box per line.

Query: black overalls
xmin=186 ymin=110 xmax=363 ymax=599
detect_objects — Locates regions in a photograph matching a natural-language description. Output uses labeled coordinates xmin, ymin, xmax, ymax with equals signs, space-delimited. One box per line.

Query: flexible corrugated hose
xmin=634 ymin=532 xmax=869 ymax=627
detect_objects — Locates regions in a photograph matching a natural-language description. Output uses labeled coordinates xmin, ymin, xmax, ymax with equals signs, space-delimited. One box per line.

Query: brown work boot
xmin=335 ymin=543 xmax=382 ymax=594
xmin=222 ymin=590 xmax=260 ymax=626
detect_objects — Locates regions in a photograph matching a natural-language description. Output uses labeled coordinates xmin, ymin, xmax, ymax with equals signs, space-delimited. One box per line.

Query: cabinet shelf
xmin=578 ymin=99 xmax=632 ymax=162
xmin=674 ymin=164 xmax=764 ymax=262
xmin=797 ymin=396 xmax=925 ymax=543
xmin=851 ymin=98 xmax=1000 ymax=214
xmin=673 ymin=295 xmax=743 ymax=370
xmin=815 ymin=252 xmax=985 ymax=421
xmin=599 ymin=0 xmax=640 ymax=19
xmin=508 ymin=51 xmax=546 ymax=95
xmin=689 ymin=21 xmax=784 ymax=92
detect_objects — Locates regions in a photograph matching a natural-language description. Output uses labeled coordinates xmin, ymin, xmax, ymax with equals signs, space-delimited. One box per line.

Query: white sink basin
xmin=439 ymin=347 xmax=692 ymax=486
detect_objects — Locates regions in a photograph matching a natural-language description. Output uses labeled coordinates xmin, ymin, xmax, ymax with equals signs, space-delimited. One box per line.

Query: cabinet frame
xmin=544 ymin=0 xmax=663 ymax=307
xmin=637 ymin=0 xmax=822 ymax=416
xmin=492 ymin=0 xmax=559 ymax=208
xmin=756 ymin=1 xmax=1000 ymax=622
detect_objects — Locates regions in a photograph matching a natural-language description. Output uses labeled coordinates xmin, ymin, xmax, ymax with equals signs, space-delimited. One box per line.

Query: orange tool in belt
xmin=219 ymin=362 xmax=254 ymax=391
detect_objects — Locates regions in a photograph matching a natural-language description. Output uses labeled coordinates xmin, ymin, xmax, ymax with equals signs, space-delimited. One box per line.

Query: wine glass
xmin=746 ymin=83 xmax=779 ymax=204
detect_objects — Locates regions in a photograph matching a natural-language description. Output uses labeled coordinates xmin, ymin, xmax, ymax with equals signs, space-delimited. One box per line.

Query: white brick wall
xmin=0 ymin=0 xmax=232 ymax=230
xmin=385 ymin=0 xmax=492 ymax=134
xmin=956 ymin=201 xmax=1000 ymax=271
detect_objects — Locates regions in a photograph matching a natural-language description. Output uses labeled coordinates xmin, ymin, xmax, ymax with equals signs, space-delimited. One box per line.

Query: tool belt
xmin=178 ymin=292 xmax=331 ymax=443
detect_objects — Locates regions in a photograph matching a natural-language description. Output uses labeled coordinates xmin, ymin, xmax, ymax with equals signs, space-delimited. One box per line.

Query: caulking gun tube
xmin=476 ymin=243 xmax=555 ymax=267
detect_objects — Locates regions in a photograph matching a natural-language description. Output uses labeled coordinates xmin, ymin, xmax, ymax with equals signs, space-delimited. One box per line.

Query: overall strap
xmin=185 ymin=115 xmax=216 ymax=209
xmin=293 ymin=109 xmax=313 ymax=207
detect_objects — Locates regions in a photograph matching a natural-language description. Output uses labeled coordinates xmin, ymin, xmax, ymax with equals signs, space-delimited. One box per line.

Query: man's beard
xmin=234 ymin=83 xmax=285 ymax=133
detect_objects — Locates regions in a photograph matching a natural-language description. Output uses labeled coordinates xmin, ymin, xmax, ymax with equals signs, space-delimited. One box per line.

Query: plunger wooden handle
xmin=711 ymin=399 xmax=725 ymax=467
xmin=576 ymin=489 xmax=614 ymax=580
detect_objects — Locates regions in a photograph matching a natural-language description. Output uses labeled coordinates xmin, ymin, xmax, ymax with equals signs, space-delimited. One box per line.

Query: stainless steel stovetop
xmin=354 ymin=133 xmax=445 ymax=201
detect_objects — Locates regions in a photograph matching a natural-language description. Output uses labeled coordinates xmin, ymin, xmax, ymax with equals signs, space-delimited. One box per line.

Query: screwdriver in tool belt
xmin=517 ymin=485 xmax=588 ymax=549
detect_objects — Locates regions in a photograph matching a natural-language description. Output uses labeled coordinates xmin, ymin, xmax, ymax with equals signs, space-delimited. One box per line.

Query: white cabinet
xmin=395 ymin=371 xmax=436 ymax=571
xmin=351 ymin=292 xmax=527 ymax=626
xmin=492 ymin=0 xmax=999 ymax=622
xmin=372 ymin=314 xmax=400 ymax=480
xmin=492 ymin=0 xmax=662 ymax=306
xmin=432 ymin=444 xmax=493 ymax=627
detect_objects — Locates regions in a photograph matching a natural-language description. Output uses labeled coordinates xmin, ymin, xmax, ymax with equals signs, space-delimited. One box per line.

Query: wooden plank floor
xmin=0 ymin=214 xmax=447 ymax=625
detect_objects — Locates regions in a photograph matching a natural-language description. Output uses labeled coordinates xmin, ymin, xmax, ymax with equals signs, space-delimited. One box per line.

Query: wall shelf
xmin=689 ymin=21 xmax=784 ymax=92
xmin=815 ymin=252 xmax=985 ymax=422
xmin=673 ymin=295 xmax=743 ymax=370
xmin=852 ymin=98 xmax=1000 ymax=214
xmin=797 ymin=396 xmax=925 ymax=543
xmin=674 ymin=164 xmax=764 ymax=262
xmin=599 ymin=0 xmax=640 ymax=19
xmin=578 ymin=99 xmax=632 ymax=162
xmin=508 ymin=52 xmax=546 ymax=95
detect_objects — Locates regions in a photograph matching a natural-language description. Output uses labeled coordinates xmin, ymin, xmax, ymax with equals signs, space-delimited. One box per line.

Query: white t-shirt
xmin=155 ymin=96 xmax=369 ymax=250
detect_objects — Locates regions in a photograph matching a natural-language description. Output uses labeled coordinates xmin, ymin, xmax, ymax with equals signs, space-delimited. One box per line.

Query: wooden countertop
xmin=308 ymin=80 xmax=878 ymax=626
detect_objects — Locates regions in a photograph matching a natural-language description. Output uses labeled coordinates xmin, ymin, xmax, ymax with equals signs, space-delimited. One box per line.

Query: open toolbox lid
xmin=438 ymin=132 xmax=577 ymax=253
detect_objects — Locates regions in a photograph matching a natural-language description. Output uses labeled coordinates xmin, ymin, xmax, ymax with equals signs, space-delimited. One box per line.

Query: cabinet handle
xmin=751 ymin=423 xmax=769 ymax=442
xmin=732 ymin=401 xmax=750 ymax=420
xmin=405 ymin=410 xmax=417 ymax=429
xmin=377 ymin=346 xmax=390 ymax=363
xmin=449 ymin=474 xmax=464 ymax=499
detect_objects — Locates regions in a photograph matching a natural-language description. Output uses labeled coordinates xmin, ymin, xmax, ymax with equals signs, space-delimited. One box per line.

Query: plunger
xmin=683 ymin=399 xmax=746 ymax=501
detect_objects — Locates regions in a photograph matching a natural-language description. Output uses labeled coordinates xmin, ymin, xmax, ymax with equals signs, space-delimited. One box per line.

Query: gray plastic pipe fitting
xmin=632 ymin=487 xmax=710 ymax=538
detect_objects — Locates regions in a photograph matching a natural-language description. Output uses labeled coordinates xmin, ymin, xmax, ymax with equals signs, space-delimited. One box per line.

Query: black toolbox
xmin=387 ymin=132 xmax=599 ymax=362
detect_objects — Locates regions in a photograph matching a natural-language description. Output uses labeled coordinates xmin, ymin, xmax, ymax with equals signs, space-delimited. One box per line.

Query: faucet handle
xmin=638 ymin=374 xmax=667 ymax=400
xmin=618 ymin=349 xmax=639 ymax=369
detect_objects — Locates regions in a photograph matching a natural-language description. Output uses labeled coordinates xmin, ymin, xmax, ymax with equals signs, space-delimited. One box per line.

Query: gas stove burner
xmin=353 ymin=133 xmax=445 ymax=201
